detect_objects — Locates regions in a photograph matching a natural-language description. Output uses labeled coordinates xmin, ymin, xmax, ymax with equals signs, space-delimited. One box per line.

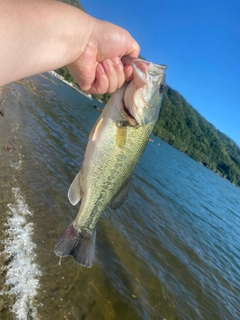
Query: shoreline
xmin=0 ymin=75 xmax=103 ymax=318
xmin=0 ymin=82 xmax=41 ymax=318
xmin=0 ymin=84 xmax=22 ymax=315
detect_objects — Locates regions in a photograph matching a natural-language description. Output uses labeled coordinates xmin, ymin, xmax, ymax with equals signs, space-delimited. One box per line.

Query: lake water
xmin=0 ymin=74 xmax=239 ymax=320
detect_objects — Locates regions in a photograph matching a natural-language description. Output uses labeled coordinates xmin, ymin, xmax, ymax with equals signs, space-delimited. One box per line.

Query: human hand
xmin=67 ymin=19 xmax=140 ymax=94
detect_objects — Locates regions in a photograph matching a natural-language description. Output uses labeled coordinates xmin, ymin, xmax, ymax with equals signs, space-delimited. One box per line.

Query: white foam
xmin=10 ymin=153 xmax=24 ymax=170
xmin=0 ymin=187 xmax=41 ymax=320
xmin=10 ymin=160 xmax=23 ymax=170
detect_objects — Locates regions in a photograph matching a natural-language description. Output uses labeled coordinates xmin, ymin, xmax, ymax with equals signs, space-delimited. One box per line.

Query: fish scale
xmin=77 ymin=104 xmax=155 ymax=230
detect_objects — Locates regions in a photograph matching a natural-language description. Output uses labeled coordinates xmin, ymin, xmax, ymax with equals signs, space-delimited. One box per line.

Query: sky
xmin=80 ymin=0 xmax=240 ymax=146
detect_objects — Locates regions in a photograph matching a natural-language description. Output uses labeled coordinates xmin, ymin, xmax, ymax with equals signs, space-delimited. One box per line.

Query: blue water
xmin=1 ymin=74 xmax=239 ymax=320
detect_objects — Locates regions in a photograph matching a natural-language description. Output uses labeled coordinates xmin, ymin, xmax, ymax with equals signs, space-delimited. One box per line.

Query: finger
xmin=77 ymin=75 xmax=93 ymax=92
xmin=124 ymin=65 xmax=134 ymax=82
xmin=112 ymin=57 xmax=125 ymax=89
xmin=68 ymin=64 xmax=95 ymax=92
xmin=102 ymin=59 xmax=118 ymax=93
xmin=89 ymin=63 xmax=109 ymax=94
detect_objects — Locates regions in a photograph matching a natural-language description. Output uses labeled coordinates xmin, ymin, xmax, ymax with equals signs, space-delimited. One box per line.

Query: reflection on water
xmin=0 ymin=74 xmax=240 ymax=319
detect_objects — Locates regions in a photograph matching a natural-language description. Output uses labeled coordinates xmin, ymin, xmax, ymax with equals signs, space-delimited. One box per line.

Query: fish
xmin=54 ymin=56 xmax=166 ymax=268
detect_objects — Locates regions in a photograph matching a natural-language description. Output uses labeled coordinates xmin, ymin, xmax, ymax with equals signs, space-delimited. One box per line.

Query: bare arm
xmin=0 ymin=0 xmax=140 ymax=93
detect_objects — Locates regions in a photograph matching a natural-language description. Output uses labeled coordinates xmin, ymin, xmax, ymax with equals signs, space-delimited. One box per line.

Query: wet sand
xmin=0 ymin=83 xmax=26 ymax=319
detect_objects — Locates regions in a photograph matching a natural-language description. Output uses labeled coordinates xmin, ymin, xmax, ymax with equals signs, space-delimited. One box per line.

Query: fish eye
xmin=159 ymin=84 xmax=165 ymax=94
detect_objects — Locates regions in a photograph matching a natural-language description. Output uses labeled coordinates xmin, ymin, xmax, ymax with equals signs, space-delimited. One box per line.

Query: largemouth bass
xmin=54 ymin=56 xmax=166 ymax=267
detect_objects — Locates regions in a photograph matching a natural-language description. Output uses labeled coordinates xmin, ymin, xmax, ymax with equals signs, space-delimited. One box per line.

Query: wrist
xmin=64 ymin=10 xmax=97 ymax=65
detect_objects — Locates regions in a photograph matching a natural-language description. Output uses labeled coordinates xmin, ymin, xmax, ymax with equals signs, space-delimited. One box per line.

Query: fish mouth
xmin=122 ymin=84 xmax=139 ymax=127
xmin=123 ymin=103 xmax=135 ymax=120
xmin=122 ymin=79 xmax=139 ymax=127
xmin=122 ymin=103 xmax=138 ymax=127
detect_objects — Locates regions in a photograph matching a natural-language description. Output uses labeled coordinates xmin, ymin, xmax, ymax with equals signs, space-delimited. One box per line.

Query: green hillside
xmin=153 ymin=86 xmax=240 ymax=187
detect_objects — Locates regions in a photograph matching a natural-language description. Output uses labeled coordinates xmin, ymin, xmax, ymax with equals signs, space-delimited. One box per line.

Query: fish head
xmin=122 ymin=56 xmax=166 ymax=127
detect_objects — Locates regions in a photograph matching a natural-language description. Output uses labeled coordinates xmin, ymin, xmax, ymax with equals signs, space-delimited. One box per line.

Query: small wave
xmin=0 ymin=187 xmax=41 ymax=320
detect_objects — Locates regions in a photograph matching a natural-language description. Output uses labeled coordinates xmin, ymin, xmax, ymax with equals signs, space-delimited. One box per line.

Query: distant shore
xmin=49 ymin=70 xmax=93 ymax=99
xmin=48 ymin=70 xmax=104 ymax=111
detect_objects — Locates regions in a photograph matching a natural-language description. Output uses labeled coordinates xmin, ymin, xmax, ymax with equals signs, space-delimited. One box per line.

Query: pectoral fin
xmin=68 ymin=171 xmax=83 ymax=206
xmin=110 ymin=180 xmax=131 ymax=210
xmin=89 ymin=116 xmax=104 ymax=141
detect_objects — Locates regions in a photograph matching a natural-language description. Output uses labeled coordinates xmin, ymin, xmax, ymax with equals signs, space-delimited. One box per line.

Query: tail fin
xmin=54 ymin=224 xmax=96 ymax=268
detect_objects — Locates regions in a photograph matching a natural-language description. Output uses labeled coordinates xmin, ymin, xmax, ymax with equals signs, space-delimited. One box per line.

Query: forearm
xmin=0 ymin=0 xmax=95 ymax=86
